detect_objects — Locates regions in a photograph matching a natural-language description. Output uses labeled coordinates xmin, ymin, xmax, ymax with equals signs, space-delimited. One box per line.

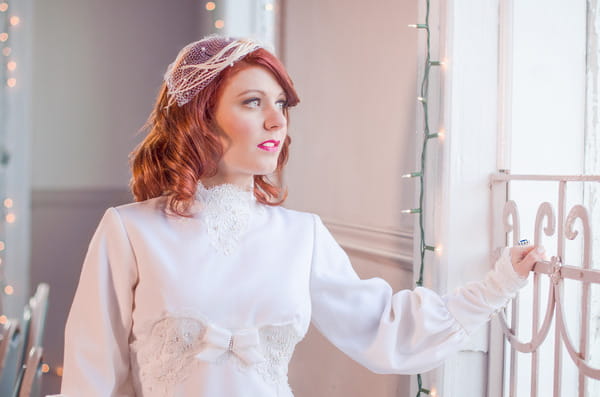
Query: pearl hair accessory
xmin=163 ymin=35 xmax=262 ymax=108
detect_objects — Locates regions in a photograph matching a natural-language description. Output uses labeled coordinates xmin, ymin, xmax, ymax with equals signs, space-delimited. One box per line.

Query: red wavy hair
xmin=129 ymin=48 xmax=300 ymax=216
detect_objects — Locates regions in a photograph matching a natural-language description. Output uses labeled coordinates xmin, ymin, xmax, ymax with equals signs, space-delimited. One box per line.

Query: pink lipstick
xmin=257 ymin=140 xmax=280 ymax=152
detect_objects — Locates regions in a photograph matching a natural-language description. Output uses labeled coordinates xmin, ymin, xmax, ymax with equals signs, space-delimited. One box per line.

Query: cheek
xmin=219 ymin=115 xmax=255 ymax=143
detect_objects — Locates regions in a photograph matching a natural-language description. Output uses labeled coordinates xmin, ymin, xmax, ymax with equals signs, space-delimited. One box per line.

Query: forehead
xmin=220 ymin=65 xmax=284 ymax=97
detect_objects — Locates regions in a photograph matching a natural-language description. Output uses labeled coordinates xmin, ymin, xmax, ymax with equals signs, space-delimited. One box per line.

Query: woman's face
xmin=210 ymin=65 xmax=288 ymax=189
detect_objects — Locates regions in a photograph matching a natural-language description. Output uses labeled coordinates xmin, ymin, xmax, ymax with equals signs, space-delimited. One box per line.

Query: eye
xmin=243 ymin=98 xmax=261 ymax=107
xmin=276 ymin=99 xmax=288 ymax=110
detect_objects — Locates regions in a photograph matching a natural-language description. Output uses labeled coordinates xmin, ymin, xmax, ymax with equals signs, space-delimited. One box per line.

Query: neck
xmin=200 ymin=174 xmax=254 ymax=192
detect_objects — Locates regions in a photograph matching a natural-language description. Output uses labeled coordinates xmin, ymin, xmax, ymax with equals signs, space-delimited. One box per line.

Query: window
xmin=492 ymin=1 xmax=600 ymax=395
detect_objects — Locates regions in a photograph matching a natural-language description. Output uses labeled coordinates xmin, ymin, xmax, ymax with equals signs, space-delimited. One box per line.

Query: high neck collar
xmin=196 ymin=181 xmax=256 ymax=205
xmin=195 ymin=181 xmax=261 ymax=255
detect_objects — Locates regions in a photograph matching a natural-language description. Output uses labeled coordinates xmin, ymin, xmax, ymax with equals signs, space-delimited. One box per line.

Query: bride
xmin=59 ymin=35 xmax=544 ymax=396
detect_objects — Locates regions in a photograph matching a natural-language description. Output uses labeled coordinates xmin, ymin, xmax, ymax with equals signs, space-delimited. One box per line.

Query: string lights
xmin=405 ymin=0 xmax=445 ymax=395
xmin=203 ymin=1 xmax=275 ymax=35
xmin=204 ymin=1 xmax=225 ymax=30
xmin=0 ymin=0 xmax=14 ymax=310
xmin=1 ymin=2 xmax=58 ymax=379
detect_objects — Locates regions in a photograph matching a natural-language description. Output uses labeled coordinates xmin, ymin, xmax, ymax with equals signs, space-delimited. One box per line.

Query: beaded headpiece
xmin=163 ymin=35 xmax=262 ymax=108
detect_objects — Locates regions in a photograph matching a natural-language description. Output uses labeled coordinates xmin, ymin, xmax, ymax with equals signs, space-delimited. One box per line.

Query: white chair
xmin=0 ymin=319 xmax=24 ymax=396
xmin=24 ymin=284 xmax=49 ymax=360
xmin=13 ymin=346 xmax=43 ymax=397
xmin=0 ymin=319 xmax=18 ymax=372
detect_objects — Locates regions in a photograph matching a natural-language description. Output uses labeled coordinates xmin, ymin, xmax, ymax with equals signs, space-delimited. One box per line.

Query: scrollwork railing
xmin=491 ymin=173 xmax=600 ymax=397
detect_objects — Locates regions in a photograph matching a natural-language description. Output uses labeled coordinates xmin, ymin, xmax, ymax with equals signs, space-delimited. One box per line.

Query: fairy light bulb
xmin=7 ymin=60 xmax=15 ymax=71
xmin=0 ymin=315 xmax=6 ymax=324
xmin=401 ymin=208 xmax=421 ymax=214
xmin=265 ymin=3 xmax=274 ymax=11
xmin=4 ymin=285 xmax=14 ymax=295
xmin=0 ymin=241 xmax=5 ymax=251
xmin=9 ymin=16 xmax=19 ymax=26
xmin=0 ymin=2 xmax=7 ymax=12
xmin=55 ymin=366 xmax=64 ymax=377
xmin=7 ymin=77 xmax=16 ymax=87
xmin=41 ymin=364 xmax=50 ymax=373
xmin=0 ymin=32 xmax=8 ymax=42
xmin=5 ymin=213 xmax=15 ymax=223
xmin=2 ymin=47 xmax=11 ymax=56
xmin=3 ymin=198 xmax=12 ymax=208
xmin=214 ymin=19 xmax=225 ymax=29
xmin=205 ymin=2 xmax=216 ymax=11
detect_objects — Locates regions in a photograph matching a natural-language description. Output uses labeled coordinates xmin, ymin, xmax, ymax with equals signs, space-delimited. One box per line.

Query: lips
xmin=257 ymin=140 xmax=280 ymax=152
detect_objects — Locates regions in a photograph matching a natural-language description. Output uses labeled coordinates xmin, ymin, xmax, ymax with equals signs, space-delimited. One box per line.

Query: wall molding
xmin=323 ymin=219 xmax=414 ymax=272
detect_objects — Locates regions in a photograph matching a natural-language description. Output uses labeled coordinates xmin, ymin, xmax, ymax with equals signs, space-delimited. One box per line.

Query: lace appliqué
xmin=255 ymin=325 xmax=300 ymax=384
xmin=131 ymin=317 xmax=205 ymax=393
xmin=195 ymin=182 xmax=264 ymax=255
xmin=132 ymin=316 xmax=302 ymax=393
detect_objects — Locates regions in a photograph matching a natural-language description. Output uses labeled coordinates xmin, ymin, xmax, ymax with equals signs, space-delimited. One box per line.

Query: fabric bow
xmin=195 ymin=323 xmax=265 ymax=365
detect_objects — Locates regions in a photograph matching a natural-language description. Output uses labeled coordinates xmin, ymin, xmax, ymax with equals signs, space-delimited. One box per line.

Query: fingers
xmin=521 ymin=246 xmax=545 ymax=269
xmin=510 ymin=245 xmax=546 ymax=278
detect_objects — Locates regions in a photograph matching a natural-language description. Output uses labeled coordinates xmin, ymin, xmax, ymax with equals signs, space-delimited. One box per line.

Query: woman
xmin=60 ymin=35 xmax=544 ymax=396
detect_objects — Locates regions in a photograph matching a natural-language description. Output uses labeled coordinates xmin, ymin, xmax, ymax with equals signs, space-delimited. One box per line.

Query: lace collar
xmin=195 ymin=182 xmax=262 ymax=255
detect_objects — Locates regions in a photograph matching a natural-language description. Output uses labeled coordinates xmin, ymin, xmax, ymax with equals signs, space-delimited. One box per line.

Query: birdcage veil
xmin=163 ymin=35 xmax=263 ymax=108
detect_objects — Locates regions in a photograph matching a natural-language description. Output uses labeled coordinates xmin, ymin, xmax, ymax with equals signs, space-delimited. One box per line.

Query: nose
xmin=264 ymin=105 xmax=286 ymax=132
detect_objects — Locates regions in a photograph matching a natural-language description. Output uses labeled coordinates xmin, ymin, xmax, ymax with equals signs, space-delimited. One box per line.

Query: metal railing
xmin=490 ymin=173 xmax=600 ymax=397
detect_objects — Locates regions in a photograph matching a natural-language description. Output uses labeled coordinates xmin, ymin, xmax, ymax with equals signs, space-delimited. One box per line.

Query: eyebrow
xmin=236 ymin=89 xmax=286 ymax=98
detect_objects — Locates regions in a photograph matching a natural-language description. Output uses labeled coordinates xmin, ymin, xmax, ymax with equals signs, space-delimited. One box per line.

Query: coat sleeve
xmin=60 ymin=207 xmax=138 ymax=396
xmin=309 ymin=214 xmax=527 ymax=375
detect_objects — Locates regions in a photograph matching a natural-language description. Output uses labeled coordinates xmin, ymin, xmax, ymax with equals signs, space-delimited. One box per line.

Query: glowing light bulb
xmin=214 ymin=19 xmax=225 ymax=29
xmin=5 ymin=213 xmax=15 ymax=223
xmin=7 ymin=61 xmax=15 ymax=71
xmin=2 ymin=47 xmax=11 ymax=56
xmin=427 ymin=130 xmax=445 ymax=140
xmin=41 ymin=364 xmax=50 ymax=373
xmin=205 ymin=2 xmax=216 ymax=11
xmin=265 ymin=3 xmax=274 ymax=11
xmin=7 ymin=77 xmax=16 ymax=87
xmin=0 ymin=241 xmax=5 ymax=251
xmin=56 ymin=366 xmax=64 ymax=377
xmin=0 ymin=315 xmax=6 ymax=324
xmin=9 ymin=16 xmax=19 ymax=26
xmin=401 ymin=208 xmax=421 ymax=214
xmin=4 ymin=285 xmax=14 ymax=295
xmin=0 ymin=32 xmax=8 ymax=42
xmin=0 ymin=3 xmax=7 ymax=12
xmin=3 ymin=198 xmax=12 ymax=208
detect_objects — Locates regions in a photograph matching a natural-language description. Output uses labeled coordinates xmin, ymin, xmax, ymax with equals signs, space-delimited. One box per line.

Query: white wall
xmin=31 ymin=0 xmax=203 ymax=190
xmin=282 ymin=1 xmax=418 ymax=395
xmin=283 ymin=1 xmax=417 ymax=232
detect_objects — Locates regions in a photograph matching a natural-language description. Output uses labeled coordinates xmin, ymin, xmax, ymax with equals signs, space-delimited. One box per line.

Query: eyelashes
xmin=242 ymin=97 xmax=288 ymax=109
